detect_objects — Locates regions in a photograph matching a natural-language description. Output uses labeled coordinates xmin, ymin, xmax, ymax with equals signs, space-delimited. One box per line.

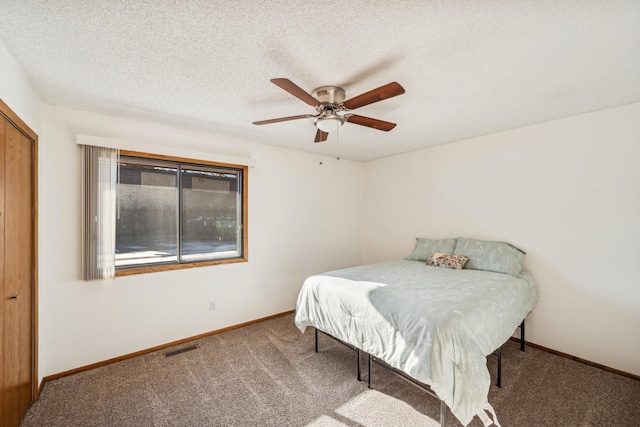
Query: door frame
xmin=0 ymin=99 xmax=38 ymax=402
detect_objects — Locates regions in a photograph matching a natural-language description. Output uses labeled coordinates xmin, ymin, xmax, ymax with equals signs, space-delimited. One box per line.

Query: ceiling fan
xmin=253 ymin=78 xmax=405 ymax=142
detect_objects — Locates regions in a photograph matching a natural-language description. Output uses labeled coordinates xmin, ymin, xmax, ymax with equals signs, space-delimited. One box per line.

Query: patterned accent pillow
xmin=427 ymin=252 xmax=469 ymax=270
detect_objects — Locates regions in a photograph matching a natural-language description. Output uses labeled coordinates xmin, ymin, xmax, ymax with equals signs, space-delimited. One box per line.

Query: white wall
xmin=0 ymin=39 xmax=41 ymax=132
xmin=38 ymin=104 xmax=363 ymax=379
xmin=363 ymin=103 xmax=640 ymax=376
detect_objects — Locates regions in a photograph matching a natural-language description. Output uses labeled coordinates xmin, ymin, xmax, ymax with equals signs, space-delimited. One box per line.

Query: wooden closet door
xmin=0 ymin=116 xmax=4 ymax=427
xmin=1 ymin=113 xmax=34 ymax=427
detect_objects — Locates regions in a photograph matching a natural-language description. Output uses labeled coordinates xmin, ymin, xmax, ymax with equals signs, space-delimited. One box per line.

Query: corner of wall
xmin=0 ymin=38 xmax=42 ymax=133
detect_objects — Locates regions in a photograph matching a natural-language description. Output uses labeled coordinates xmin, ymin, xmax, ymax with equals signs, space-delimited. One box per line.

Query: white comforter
xmin=294 ymin=259 xmax=538 ymax=425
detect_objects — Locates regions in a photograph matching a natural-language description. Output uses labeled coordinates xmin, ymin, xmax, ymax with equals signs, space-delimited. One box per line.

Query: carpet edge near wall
xmin=38 ymin=309 xmax=297 ymax=392
xmin=37 ymin=309 xmax=638 ymax=400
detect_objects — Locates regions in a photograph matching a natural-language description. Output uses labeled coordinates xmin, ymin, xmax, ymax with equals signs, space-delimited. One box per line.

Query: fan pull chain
xmin=336 ymin=125 xmax=340 ymax=161
xmin=319 ymin=131 xmax=326 ymax=166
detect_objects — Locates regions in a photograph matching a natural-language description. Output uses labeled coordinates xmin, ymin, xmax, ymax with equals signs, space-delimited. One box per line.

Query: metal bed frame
xmin=314 ymin=319 xmax=526 ymax=426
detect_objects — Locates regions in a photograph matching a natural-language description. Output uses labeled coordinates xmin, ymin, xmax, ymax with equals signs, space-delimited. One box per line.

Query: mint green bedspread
xmin=294 ymin=259 xmax=538 ymax=425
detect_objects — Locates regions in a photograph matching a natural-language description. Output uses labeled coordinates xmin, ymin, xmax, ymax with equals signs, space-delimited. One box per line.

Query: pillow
xmin=427 ymin=252 xmax=469 ymax=270
xmin=453 ymin=237 xmax=525 ymax=275
xmin=405 ymin=238 xmax=456 ymax=262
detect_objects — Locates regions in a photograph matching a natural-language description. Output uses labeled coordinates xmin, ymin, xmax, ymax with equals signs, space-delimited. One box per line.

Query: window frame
xmin=115 ymin=150 xmax=248 ymax=277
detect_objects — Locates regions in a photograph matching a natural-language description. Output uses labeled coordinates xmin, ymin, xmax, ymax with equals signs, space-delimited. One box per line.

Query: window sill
xmin=115 ymin=256 xmax=248 ymax=277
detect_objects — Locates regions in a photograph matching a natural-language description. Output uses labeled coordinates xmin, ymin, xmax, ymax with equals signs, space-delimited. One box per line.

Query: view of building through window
xmin=115 ymin=155 xmax=244 ymax=269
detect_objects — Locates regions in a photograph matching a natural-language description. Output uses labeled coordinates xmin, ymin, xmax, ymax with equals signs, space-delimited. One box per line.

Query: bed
xmin=294 ymin=237 xmax=538 ymax=426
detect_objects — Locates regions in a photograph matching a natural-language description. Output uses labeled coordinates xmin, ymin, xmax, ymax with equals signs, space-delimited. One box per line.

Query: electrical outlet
xmin=209 ymin=300 xmax=216 ymax=311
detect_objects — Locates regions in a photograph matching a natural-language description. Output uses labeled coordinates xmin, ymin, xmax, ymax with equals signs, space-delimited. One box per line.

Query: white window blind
xmin=82 ymin=145 xmax=119 ymax=280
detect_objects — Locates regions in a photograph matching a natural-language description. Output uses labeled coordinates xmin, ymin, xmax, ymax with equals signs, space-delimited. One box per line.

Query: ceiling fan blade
xmin=314 ymin=129 xmax=328 ymax=143
xmin=271 ymin=78 xmax=319 ymax=107
xmin=342 ymin=82 xmax=405 ymax=110
xmin=346 ymin=114 xmax=397 ymax=131
xmin=252 ymin=114 xmax=312 ymax=125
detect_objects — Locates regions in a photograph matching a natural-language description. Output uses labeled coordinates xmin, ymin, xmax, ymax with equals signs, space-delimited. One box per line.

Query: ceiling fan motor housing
xmin=312 ymin=86 xmax=346 ymax=106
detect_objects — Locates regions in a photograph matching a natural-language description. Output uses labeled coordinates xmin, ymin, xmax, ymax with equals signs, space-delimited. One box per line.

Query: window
xmin=115 ymin=151 xmax=247 ymax=274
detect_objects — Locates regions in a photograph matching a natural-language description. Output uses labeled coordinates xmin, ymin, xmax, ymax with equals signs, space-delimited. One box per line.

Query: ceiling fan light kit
xmin=253 ymin=78 xmax=405 ymax=142
xmin=315 ymin=113 xmax=345 ymax=133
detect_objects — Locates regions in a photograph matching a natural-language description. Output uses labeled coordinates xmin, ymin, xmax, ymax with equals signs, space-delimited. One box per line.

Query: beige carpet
xmin=21 ymin=314 xmax=640 ymax=426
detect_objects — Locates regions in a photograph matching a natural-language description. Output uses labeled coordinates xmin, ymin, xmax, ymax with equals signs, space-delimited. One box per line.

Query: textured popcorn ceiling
xmin=1 ymin=1 xmax=639 ymax=161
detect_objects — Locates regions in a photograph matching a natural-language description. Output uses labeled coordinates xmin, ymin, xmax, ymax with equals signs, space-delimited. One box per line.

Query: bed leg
xmin=440 ymin=400 xmax=447 ymax=426
xmin=520 ymin=319 xmax=525 ymax=351
xmin=497 ymin=346 xmax=502 ymax=388
xmin=368 ymin=354 xmax=372 ymax=389
xmin=315 ymin=328 xmax=319 ymax=353
xmin=357 ymin=348 xmax=362 ymax=381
